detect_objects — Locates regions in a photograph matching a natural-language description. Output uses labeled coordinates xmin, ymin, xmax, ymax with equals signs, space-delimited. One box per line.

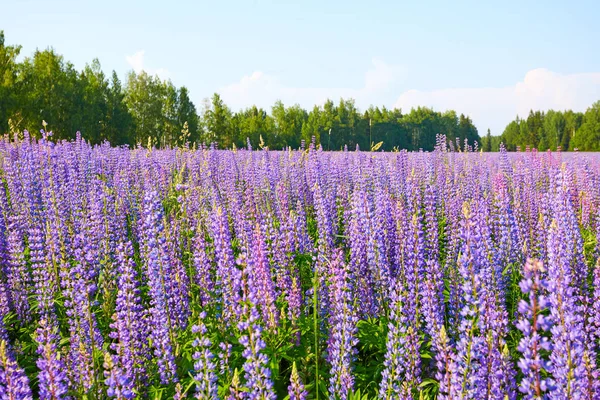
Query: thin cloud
xmin=218 ymin=58 xmax=405 ymax=111
xmin=125 ymin=50 xmax=170 ymax=80
xmin=394 ymin=69 xmax=600 ymax=134
xmin=364 ymin=58 xmax=406 ymax=91
xmin=217 ymin=65 xmax=600 ymax=135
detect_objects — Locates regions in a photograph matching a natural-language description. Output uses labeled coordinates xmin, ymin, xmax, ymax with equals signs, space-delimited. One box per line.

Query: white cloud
xmin=125 ymin=50 xmax=170 ymax=80
xmin=394 ymin=69 xmax=600 ymax=135
xmin=218 ymin=58 xmax=405 ymax=111
xmin=125 ymin=51 xmax=145 ymax=74
xmin=218 ymin=64 xmax=600 ymax=136
xmin=364 ymin=58 xmax=405 ymax=91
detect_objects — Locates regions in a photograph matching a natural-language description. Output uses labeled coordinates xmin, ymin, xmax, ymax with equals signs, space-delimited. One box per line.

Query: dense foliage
xmin=4 ymin=31 xmax=600 ymax=152
xmin=0 ymin=31 xmax=482 ymax=151
xmin=499 ymin=106 xmax=600 ymax=152
xmin=0 ymin=132 xmax=599 ymax=399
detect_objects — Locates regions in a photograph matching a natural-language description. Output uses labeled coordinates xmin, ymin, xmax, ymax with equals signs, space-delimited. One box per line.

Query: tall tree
xmin=124 ymin=71 xmax=166 ymax=145
xmin=271 ymin=101 xmax=307 ymax=149
xmin=232 ymin=106 xmax=276 ymax=148
xmin=571 ymin=101 xmax=600 ymax=151
xmin=542 ymin=110 xmax=565 ymax=151
xmin=301 ymin=106 xmax=323 ymax=147
xmin=5 ymin=32 xmax=600 ymax=152
xmin=79 ymin=59 xmax=109 ymax=143
xmin=104 ymin=71 xmax=134 ymax=145
xmin=0 ymin=31 xmax=22 ymax=134
xmin=19 ymin=48 xmax=82 ymax=139
xmin=203 ymin=93 xmax=233 ymax=148
xmin=176 ymin=86 xmax=199 ymax=144
xmin=564 ymin=110 xmax=583 ymax=150
xmin=457 ymin=113 xmax=479 ymax=149
xmin=483 ymin=128 xmax=492 ymax=152
xmin=161 ymin=81 xmax=179 ymax=147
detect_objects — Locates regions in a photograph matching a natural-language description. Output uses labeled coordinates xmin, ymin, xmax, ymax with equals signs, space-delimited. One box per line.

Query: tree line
xmin=0 ymin=31 xmax=481 ymax=151
xmin=2 ymin=31 xmax=599 ymax=151
xmin=499 ymin=105 xmax=600 ymax=151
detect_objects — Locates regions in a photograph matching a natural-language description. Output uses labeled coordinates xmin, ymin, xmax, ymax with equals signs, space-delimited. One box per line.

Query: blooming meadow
xmin=0 ymin=132 xmax=599 ymax=400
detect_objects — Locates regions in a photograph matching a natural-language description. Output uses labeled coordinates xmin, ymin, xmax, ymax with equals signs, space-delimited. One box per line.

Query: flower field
xmin=1 ymin=133 xmax=600 ymax=399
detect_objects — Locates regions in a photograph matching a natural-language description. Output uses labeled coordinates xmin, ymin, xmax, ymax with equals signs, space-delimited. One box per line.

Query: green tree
xmin=501 ymin=117 xmax=521 ymax=150
xmin=571 ymin=101 xmax=600 ymax=151
xmin=457 ymin=114 xmax=480 ymax=150
xmin=8 ymin=32 xmax=599 ymax=152
xmin=275 ymin=103 xmax=307 ymax=149
xmin=18 ymin=48 xmax=83 ymax=139
xmin=403 ymin=107 xmax=450 ymax=151
xmin=365 ymin=106 xmax=405 ymax=151
xmin=104 ymin=71 xmax=134 ymax=145
xmin=176 ymin=86 xmax=199 ymax=144
xmin=0 ymin=31 xmax=22 ymax=134
xmin=79 ymin=59 xmax=109 ymax=144
xmin=203 ymin=93 xmax=233 ymax=148
xmin=334 ymin=99 xmax=361 ymax=150
xmin=161 ymin=81 xmax=179 ymax=147
xmin=542 ymin=110 xmax=565 ymax=151
xmin=564 ymin=110 xmax=584 ymax=150
xmin=124 ymin=71 xmax=165 ymax=145
xmin=301 ymin=106 xmax=323 ymax=147
xmin=231 ymin=105 xmax=274 ymax=148
xmin=483 ymin=128 xmax=492 ymax=152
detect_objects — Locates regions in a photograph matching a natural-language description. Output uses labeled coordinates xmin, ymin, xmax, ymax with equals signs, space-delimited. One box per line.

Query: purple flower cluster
xmin=34 ymin=319 xmax=68 ymax=400
xmin=327 ymin=249 xmax=358 ymax=400
xmin=379 ymin=282 xmax=418 ymax=400
xmin=0 ymin=339 xmax=33 ymax=400
xmin=237 ymin=302 xmax=276 ymax=400
xmin=516 ymin=259 xmax=553 ymax=399
xmin=191 ymin=312 xmax=218 ymax=399
xmin=545 ymin=176 xmax=587 ymax=398
xmin=141 ymin=190 xmax=178 ymax=384
xmin=211 ymin=206 xmax=243 ymax=325
xmin=103 ymin=352 xmax=135 ymax=399
xmin=109 ymin=241 xmax=148 ymax=391
xmin=0 ymin=136 xmax=599 ymax=399
xmin=288 ymin=362 xmax=307 ymax=400
xmin=193 ymin=228 xmax=215 ymax=307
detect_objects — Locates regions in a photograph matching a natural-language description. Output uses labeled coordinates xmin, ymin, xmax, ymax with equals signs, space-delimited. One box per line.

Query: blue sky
xmin=2 ymin=0 xmax=600 ymax=134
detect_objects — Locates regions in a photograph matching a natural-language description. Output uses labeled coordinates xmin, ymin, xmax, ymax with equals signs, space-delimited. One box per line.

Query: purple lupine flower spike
xmin=211 ymin=206 xmax=242 ymax=325
xmin=29 ymin=221 xmax=56 ymax=320
xmin=327 ymin=248 xmax=358 ymax=400
xmin=348 ymin=185 xmax=376 ymax=318
xmin=191 ymin=311 xmax=218 ymax=399
xmin=448 ymin=202 xmax=487 ymax=399
xmin=5 ymin=215 xmax=31 ymax=323
xmin=103 ymin=352 xmax=135 ymax=399
xmin=227 ymin=369 xmax=245 ymax=400
xmin=379 ymin=281 xmax=416 ymax=400
xmin=61 ymin=231 xmax=103 ymax=391
xmin=248 ymin=222 xmax=279 ymax=330
xmin=193 ymin=227 xmax=215 ymax=307
xmin=591 ymin=258 xmax=600 ymax=349
xmin=110 ymin=240 xmax=148 ymax=391
xmin=237 ymin=302 xmax=277 ymax=400
xmin=0 ymin=339 xmax=33 ymax=400
xmin=173 ymin=383 xmax=184 ymax=400
xmin=218 ymin=342 xmax=233 ymax=383
xmin=288 ymin=361 xmax=307 ymax=400
xmin=546 ymin=181 xmax=587 ymax=398
xmin=34 ymin=319 xmax=69 ymax=400
xmin=581 ymin=257 xmax=600 ymax=398
xmin=141 ymin=190 xmax=177 ymax=384
xmin=516 ymin=259 xmax=554 ymax=400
